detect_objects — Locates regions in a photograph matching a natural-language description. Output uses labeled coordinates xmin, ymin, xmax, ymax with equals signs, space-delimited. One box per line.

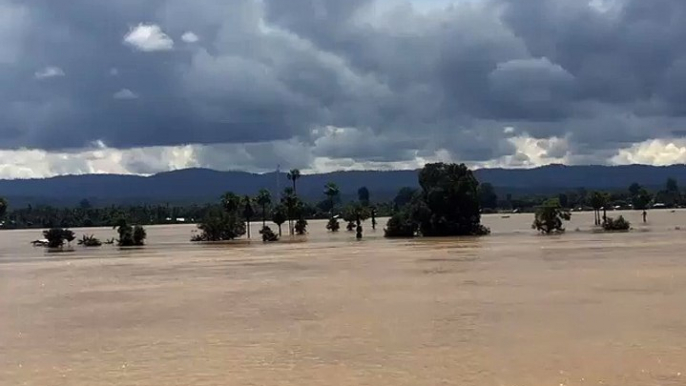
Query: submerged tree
xmin=324 ymin=182 xmax=340 ymax=232
xmin=272 ymin=205 xmax=287 ymax=237
xmin=260 ymin=226 xmax=279 ymax=242
xmin=193 ymin=208 xmax=246 ymax=242
xmin=78 ymin=234 xmax=102 ymax=247
xmin=282 ymin=187 xmax=298 ymax=236
xmin=417 ymin=163 xmax=488 ymax=236
xmin=256 ymin=189 xmax=272 ymax=228
xmin=384 ymin=210 xmax=417 ymax=238
xmin=43 ymin=228 xmax=76 ymax=248
xmin=385 ymin=163 xmax=489 ymax=238
xmin=603 ymin=216 xmax=631 ymax=231
xmin=295 ymin=218 xmax=308 ymax=235
xmin=243 ymin=196 xmax=255 ymax=239
xmin=193 ymin=192 xmax=246 ymax=242
xmin=114 ymin=219 xmax=147 ymax=246
xmin=343 ymin=203 xmax=369 ymax=237
xmin=589 ymin=191 xmax=609 ymax=226
xmin=532 ymin=199 xmax=571 ymax=234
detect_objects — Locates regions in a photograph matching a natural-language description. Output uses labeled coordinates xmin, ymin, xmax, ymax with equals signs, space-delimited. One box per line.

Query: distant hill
xmin=1 ymin=164 xmax=686 ymax=207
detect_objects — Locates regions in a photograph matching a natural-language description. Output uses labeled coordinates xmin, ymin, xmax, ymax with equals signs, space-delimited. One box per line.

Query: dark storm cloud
xmin=2 ymin=0 xmax=686 ymax=165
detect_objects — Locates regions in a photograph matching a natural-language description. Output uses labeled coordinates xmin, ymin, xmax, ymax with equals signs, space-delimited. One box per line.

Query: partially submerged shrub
xmin=193 ymin=210 xmax=246 ymax=242
xmin=532 ymin=199 xmax=571 ymax=234
xmin=116 ymin=220 xmax=147 ymax=246
xmin=133 ymin=225 xmax=147 ymax=245
xmin=603 ymin=216 xmax=631 ymax=231
xmin=384 ymin=211 xmax=417 ymax=238
xmin=295 ymin=218 xmax=308 ymax=235
xmin=77 ymin=234 xmax=103 ymax=247
xmin=260 ymin=226 xmax=279 ymax=242
xmin=326 ymin=218 xmax=340 ymax=232
xmin=43 ymin=228 xmax=76 ymax=248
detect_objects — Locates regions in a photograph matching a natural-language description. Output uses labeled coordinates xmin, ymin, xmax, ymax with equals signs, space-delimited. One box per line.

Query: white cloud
xmin=0 ymin=144 xmax=197 ymax=179
xmin=34 ymin=66 xmax=65 ymax=79
xmin=123 ymin=23 xmax=174 ymax=52
xmin=109 ymin=68 xmax=119 ymax=76
xmin=181 ymin=31 xmax=199 ymax=43
xmin=113 ymin=89 xmax=138 ymax=100
xmin=611 ymin=139 xmax=686 ymax=166
xmin=473 ymin=133 xmax=571 ymax=169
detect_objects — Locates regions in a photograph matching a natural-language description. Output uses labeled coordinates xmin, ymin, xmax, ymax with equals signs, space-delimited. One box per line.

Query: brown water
xmin=2 ymin=211 xmax=686 ymax=385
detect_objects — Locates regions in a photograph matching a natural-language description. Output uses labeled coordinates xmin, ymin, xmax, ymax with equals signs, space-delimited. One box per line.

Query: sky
xmin=2 ymin=0 xmax=686 ymax=178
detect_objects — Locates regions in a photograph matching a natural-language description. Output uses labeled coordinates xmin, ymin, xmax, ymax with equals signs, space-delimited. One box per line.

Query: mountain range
xmin=2 ymin=164 xmax=686 ymax=207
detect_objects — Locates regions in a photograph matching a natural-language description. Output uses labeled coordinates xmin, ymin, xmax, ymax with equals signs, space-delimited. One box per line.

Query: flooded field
xmin=2 ymin=210 xmax=686 ymax=385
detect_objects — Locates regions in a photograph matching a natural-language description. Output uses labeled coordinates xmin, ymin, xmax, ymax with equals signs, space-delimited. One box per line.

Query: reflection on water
xmin=2 ymin=211 xmax=686 ymax=385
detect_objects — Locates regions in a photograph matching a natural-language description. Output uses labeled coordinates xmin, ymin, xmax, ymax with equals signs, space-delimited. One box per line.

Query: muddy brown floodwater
xmin=2 ymin=211 xmax=686 ymax=385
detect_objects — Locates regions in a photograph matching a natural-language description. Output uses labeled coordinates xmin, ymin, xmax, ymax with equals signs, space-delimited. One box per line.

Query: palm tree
xmin=324 ymin=182 xmax=340 ymax=219
xmin=272 ymin=205 xmax=287 ymax=237
xmin=243 ymin=196 xmax=255 ymax=239
xmin=282 ymin=187 xmax=298 ymax=235
xmin=287 ymin=169 xmax=301 ymax=195
xmin=256 ymin=189 xmax=272 ymax=228
xmin=589 ymin=191 xmax=609 ymax=226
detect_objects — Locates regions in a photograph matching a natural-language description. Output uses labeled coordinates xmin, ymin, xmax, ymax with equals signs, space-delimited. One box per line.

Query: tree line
xmin=1 ymin=165 xmax=684 ymax=247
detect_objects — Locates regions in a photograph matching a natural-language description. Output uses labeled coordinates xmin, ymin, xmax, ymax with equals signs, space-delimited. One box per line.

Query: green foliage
xmin=287 ymin=169 xmax=301 ymax=193
xmin=589 ymin=191 xmax=608 ymax=211
xmin=324 ymin=182 xmax=340 ymax=212
xmin=77 ymin=234 xmax=102 ymax=247
xmin=478 ymin=183 xmax=498 ymax=209
xmin=221 ymin=192 xmax=242 ymax=213
xmin=115 ymin=220 xmax=147 ymax=246
xmin=631 ymin=187 xmax=652 ymax=210
xmin=384 ymin=210 xmax=418 ymax=238
xmin=589 ymin=191 xmax=610 ymax=225
xmin=603 ymin=216 xmax=631 ymax=231
xmin=346 ymin=221 xmax=355 ymax=231
xmin=42 ymin=228 xmax=76 ymax=248
xmin=260 ymin=226 xmax=279 ymax=242
xmin=295 ymin=218 xmax=308 ymax=235
xmin=256 ymin=189 xmax=272 ymax=226
xmin=242 ymin=196 xmax=255 ymax=220
xmin=326 ymin=218 xmax=340 ymax=232
xmin=193 ymin=209 xmax=246 ymax=242
xmin=385 ymin=163 xmax=489 ymax=238
xmin=133 ymin=225 xmax=147 ymax=245
xmin=0 ymin=197 xmax=7 ymax=218
xmin=243 ymin=196 xmax=255 ymax=238
xmin=393 ymin=187 xmax=417 ymax=209
xmin=629 ymin=183 xmax=641 ymax=197
xmin=4 ymin=203 xmax=213 ymax=230
xmin=416 ymin=163 xmax=488 ymax=236
xmin=272 ymin=205 xmax=287 ymax=236
xmin=532 ymin=199 xmax=571 ymax=234
xmin=324 ymin=182 xmax=341 ymax=232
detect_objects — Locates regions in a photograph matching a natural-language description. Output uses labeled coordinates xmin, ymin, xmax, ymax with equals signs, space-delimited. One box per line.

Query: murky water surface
xmin=2 ymin=211 xmax=686 ymax=385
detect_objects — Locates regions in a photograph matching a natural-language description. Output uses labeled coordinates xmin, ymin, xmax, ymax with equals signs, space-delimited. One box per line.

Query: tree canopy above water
xmin=385 ymin=163 xmax=489 ymax=238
